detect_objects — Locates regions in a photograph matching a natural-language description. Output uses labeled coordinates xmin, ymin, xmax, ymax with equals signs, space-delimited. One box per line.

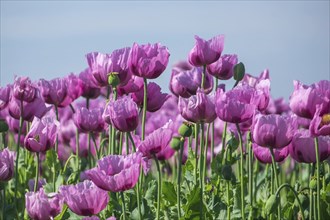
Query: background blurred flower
xmin=74 ymin=107 xmax=105 ymax=133
xmin=0 ymin=84 xmax=11 ymax=110
xmin=13 ymin=76 xmax=37 ymax=103
xmin=0 ymin=148 xmax=16 ymax=181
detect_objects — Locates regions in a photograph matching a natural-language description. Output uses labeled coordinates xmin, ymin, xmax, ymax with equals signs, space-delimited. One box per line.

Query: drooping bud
xmin=233 ymin=62 xmax=245 ymax=82
xmin=0 ymin=119 xmax=9 ymax=133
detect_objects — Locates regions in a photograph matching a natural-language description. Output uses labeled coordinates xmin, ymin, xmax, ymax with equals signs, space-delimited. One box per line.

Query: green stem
xmin=75 ymin=129 xmax=80 ymax=173
xmin=120 ymin=191 xmax=126 ymax=220
xmin=247 ymin=133 xmax=253 ymax=220
xmin=227 ymin=181 xmax=231 ymax=220
xmin=53 ymin=104 xmax=59 ymax=192
xmin=309 ymin=163 xmax=315 ymax=220
xmin=269 ymin=148 xmax=281 ymax=220
xmin=201 ymin=64 xmax=206 ymax=89
xmin=194 ymin=123 xmax=199 ymax=184
xmin=210 ymin=121 xmax=215 ymax=169
xmin=2 ymin=183 xmax=5 ymax=220
xmin=125 ymin=132 xmax=129 ymax=155
xmin=118 ymin=132 xmax=123 ymax=155
xmin=314 ymin=137 xmax=320 ymax=220
xmin=199 ymin=122 xmax=205 ymax=219
xmin=177 ymin=140 xmax=184 ymax=219
xmin=88 ymin=132 xmax=92 ymax=168
xmin=235 ymin=123 xmax=245 ymax=220
xmin=108 ymin=125 xmax=112 ymax=155
xmin=91 ymin=133 xmax=100 ymax=160
xmin=203 ymin=123 xmax=211 ymax=182
xmin=141 ymin=78 xmax=148 ymax=140
xmin=127 ymin=132 xmax=137 ymax=152
xmin=62 ymin=155 xmax=76 ymax=176
xmin=154 ymin=156 xmax=162 ymax=220
xmin=110 ymin=89 xmax=118 ymax=155
xmin=34 ymin=153 xmax=40 ymax=192
xmin=221 ymin=122 xmax=228 ymax=163
xmin=274 ymin=183 xmax=306 ymax=220
xmin=14 ymin=100 xmax=23 ymax=211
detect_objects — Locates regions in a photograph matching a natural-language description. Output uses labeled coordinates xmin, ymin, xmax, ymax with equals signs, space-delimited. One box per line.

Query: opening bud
xmin=178 ymin=122 xmax=193 ymax=137
xmin=108 ymin=72 xmax=120 ymax=87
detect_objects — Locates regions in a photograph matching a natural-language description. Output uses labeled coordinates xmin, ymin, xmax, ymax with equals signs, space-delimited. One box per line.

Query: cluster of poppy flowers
xmin=0 ymin=34 xmax=329 ymax=220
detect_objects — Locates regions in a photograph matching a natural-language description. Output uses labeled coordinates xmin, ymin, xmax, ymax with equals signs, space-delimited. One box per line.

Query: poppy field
xmin=0 ymin=34 xmax=329 ymax=220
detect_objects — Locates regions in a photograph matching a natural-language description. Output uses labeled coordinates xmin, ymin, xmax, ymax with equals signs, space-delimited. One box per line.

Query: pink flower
xmin=253 ymin=143 xmax=289 ymax=164
xmin=74 ymin=107 xmax=105 ymax=133
xmin=188 ymin=35 xmax=225 ymax=66
xmin=13 ymin=76 xmax=37 ymax=103
xmin=206 ymin=54 xmax=238 ymax=80
xmin=128 ymin=42 xmax=170 ymax=79
xmin=0 ymin=148 xmax=16 ymax=181
xmin=85 ymin=153 xmax=141 ymax=192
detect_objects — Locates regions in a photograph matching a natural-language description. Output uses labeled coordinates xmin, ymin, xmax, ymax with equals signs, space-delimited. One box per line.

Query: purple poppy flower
xmin=251 ymin=113 xmax=295 ymax=149
xmin=188 ymin=35 xmax=224 ymax=67
xmin=265 ymin=97 xmax=290 ymax=115
xmin=59 ymin=180 xmax=109 ymax=216
xmin=103 ymin=95 xmax=139 ymax=132
xmin=240 ymin=69 xmax=270 ymax=87
xmin=128 ymin=42 xmax=170 ymax=79
xmin=215 ymin=85 xmax=259 ymax=123
xmin=13 ymin=76 xmax=37 ymax=103
xmin=6 ymin=116 xmax=28 ymax=134
xmin=207 ymin=54 xmax=238 ymax=80
xmin=179 ymin=88 xmax=216 ymax=123
xmin=74 ymin=107 xmax=105 ymax=133
xmin=0 ymin=84 xmax=11 ymax=110
xmin=25 ymin=188 xmax=63 ymax=220
xmin=310 ymin=104 xmax=330 ymax=136
xmin=38 ymin=78 xmax=67 ymax=107
xmin=132 ymin=82 xmax=170 ymax=112
xmin=79 ymin=68 xmax=101 ymax=99
xmin=24 ymin=116 xmax=59 ymax=152
xmin=86 ymin=48 xmax=132 ymax=87
xmin=61 ymin=73 xmax=83 ymax=106
xmin=170 ymin=66 xmax=213 ymax=98
xmin=138 ymin=122 xmax=173 ymax=159
xmin=85 ymin=153 xmax=141 ymax=192
xmin=8 ymin=95 xmax=51 ymax=122
xmin=289 ymin=80 xmax=330 ymax=119
xmin=117 ymin=75 xmax=144 ymax=96
xmin=289 ymin=129 xmax=330 ymax=163
xmin=252 ymin=143 xmax=289 ymax=164
xmin=0 ymin=148 xmax=16 ymax=181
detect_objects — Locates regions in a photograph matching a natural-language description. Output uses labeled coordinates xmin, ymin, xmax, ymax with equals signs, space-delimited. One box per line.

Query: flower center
xmin=321 ymin=114 xmax=330 ymax=126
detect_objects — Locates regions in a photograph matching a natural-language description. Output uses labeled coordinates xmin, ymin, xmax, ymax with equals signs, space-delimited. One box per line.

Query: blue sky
xmin=1 ymin=1 xmax=329 ymax=100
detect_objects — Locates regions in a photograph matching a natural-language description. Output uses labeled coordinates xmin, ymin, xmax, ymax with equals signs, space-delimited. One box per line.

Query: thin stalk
xmin=194 ymin=123 xmax=199 ymax=184
xmin=88 ymin=132 xmax=92 ymax=168
xmin=108 ymin=125 xmax=112 ymax=155
xmin=125 ymin=132 xmax=129 ymax=155
xmin=274 ymin=183 xmax=305 ymax=220
xmin=2 ymin=183 xmax=5 ymax=220
xmin=199 ymin=122 xmax=205 ymax=219
xmin=53 ymin=104 xmax=59 ymax=192
xmin=201 ymin=64 xmax=206 ymax=89
xmin=75 ymin=129 xmax=80 ymax=173
xmin=120 ymin=191 xmax=126 ymax=220
xmin=235 ymin=123 xmax=245 ymax=220
xmin=110 ymin=89 xmax=118 ymax=155
xmin=141 ymin=78 xmax=147 ymax=140
xmin=203 ymin=123 xmax=211 ymax=182
xmin=14 ymin=100 xmax=23 ymax=210
xmin=269 ymin=148 xmax=281 ymax=220
xmin=2 ymin=132 xmax=6 ymax=149
xmin=210 ymin=121 xmax=215 ymax=168
xmin=227 ymin=181 xmax=231 ymax=220
xmin=118 ymin=132 xmax=123 ymax=155
xmin=247 ymin=133 xmax=253 ymax=220
xmin=34 ymin=153 xmax=40 ymax=192
xmin=128 ymin=132 xmax=141 ymax=219
xmin=313 ymin=193 xmax=316 ymax=220
xmin=91 ymin=133 xmax=100 ymax=160
xmin=154 ymin=156 xmax=162 ymax=220
xmin=177 ymin=140 xmax=184 ymax=219
xmin=309 ymin=164 xmax=314 ymax=220
xmin=314 ymin=137 xmax=320 ymax=220
xmin=221 ymin=122 xmax=228 ymax=163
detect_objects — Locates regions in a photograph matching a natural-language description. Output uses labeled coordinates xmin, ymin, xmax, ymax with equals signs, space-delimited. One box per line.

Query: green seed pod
xmin=265 ymin=195 xmax=279 ymax=215
xmin=170 ymin=136 xmax=183 ymax=151
xmin=0 ymin=119 xmax=9 ymax=133
xmin=178 ymin=122 xmax=193 ymax=137
xmin=108 ymin=72 xmax=120 ymax=87
xmin=221 ymin=164 xmax=232 ymax=181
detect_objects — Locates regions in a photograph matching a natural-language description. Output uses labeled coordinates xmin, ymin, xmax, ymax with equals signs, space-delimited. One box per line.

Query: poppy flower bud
xmin=178 ymin=122 xmax=193 ymax=137
xmin=170 ymin=136 xmax=183 ymax=151
xmin=233 ymin=62 xmax=245 ymax=82
xmin=108 ymin=72 xmax=120 ymax=87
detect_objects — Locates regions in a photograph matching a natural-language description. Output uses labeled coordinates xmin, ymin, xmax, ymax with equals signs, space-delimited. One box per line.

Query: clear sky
xmin=1 ymin=1 xmax=329 ymax=100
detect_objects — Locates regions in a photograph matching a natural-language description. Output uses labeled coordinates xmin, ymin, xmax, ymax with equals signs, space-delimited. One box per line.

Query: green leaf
xmin=162 ymin=181 xmax=177 ymax=206
xmin=54 ymin=204 xmax=69 ymax=220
